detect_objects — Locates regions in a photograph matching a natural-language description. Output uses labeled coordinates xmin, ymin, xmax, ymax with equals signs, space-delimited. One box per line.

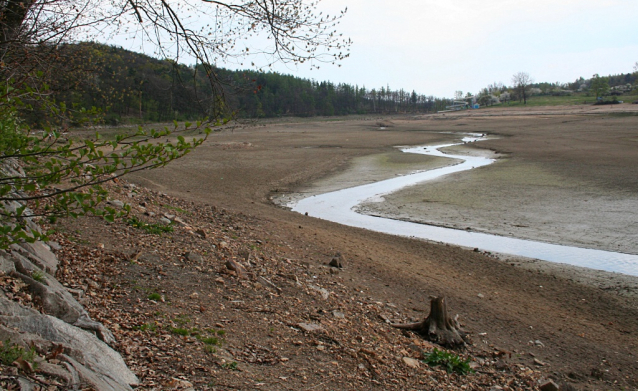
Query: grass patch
xmin=168 ymin=324 xmax=226 ymax=346
xmin=200 ymin=337 xmax=220 ymax=346
xmin=163 ymin=204 xmax=192 ymax=215
xmin=205 ymin=328 xmax=226 ymax=336
xmin=173 ymin=314 xmax=191 ymax=326
xmin=147 ymin=292 xmax=162 ymax=301
xmin=0 ymin=340 xmax=38 ymax=368
xmin=127 ymin=216 xmax=173 ymax=234
xmin=31 ymin=270 xmax=45 ymax=282
xmin=170 ymin=327 xmax=190 ymax=336
xmin=204 ymin=345 xmax=217 ymax=353
xmin=423 ymin=348 xmax=474 ymax=375
xmin=222 ymin=361 xmax=238 ymax=370
xmin=133 ymin=323 xmax=158 ymax=332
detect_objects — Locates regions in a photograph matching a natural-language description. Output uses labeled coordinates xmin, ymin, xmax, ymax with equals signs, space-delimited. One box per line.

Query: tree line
xmin=465 ymin=67 xmax=638 ymax=107
xmin=44 ymin=42 xmax=451 ymax=125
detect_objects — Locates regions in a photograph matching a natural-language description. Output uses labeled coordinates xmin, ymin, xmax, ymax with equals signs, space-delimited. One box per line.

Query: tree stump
xmin=391 ymin=297 xmax=467 ymax=348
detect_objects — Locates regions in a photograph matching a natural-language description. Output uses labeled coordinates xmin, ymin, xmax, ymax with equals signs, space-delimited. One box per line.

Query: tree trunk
xmin=391 ymin=297 xmax=467 ymax=348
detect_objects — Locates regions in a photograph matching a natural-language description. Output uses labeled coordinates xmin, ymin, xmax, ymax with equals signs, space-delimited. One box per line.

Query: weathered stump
xmin=391 ymin=297 xmax=467 ymax=348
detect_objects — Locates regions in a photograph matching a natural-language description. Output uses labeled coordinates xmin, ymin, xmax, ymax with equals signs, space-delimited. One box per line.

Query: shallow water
xmin=290 ymin=135 xmax=638 ymax=277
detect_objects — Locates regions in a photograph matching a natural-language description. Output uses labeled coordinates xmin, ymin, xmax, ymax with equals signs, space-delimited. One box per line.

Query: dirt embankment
xmin=115 ymin=106 xmax=638 ymax=390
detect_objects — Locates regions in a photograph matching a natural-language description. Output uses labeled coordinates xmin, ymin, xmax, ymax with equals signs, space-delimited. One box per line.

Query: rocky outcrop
xmin=0 ymin=158 xmax=138 ymax=390
xmin=0 ymin=297 xmax=137 ymax=390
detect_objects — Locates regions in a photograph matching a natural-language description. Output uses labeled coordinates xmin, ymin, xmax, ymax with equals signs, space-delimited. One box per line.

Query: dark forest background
xmin=46 ymin=42 xmax=449 ymax=125
xmin=37 ymin=42 xmax=637 ymax=126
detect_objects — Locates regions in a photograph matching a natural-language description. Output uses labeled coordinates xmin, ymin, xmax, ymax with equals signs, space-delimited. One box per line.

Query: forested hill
xmin=51 ymin=42 xmax=449 ymax=124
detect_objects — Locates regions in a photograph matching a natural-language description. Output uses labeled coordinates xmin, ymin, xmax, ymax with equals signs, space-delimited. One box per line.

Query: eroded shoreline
xmin=282 ymin=131 xmax=638 ymax=293
xmin=128 ymin=110 xmax=638 ymax=388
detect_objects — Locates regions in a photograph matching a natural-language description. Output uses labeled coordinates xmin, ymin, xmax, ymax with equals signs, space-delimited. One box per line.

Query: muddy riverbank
xmin=128 ymin=105 xmax=638 ymax=389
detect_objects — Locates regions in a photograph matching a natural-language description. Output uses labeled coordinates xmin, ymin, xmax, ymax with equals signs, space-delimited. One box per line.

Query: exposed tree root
xmin=391 ymin=297 xmax=467 ymax=348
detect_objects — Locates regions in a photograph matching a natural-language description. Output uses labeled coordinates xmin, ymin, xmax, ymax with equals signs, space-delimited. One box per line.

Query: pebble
xmin=534 ymin=358 xmax=547 ymax=366
xmin=107 ymin=199 xmax=125 ymax=208
xmin=309 ymin=285 xmax=330 ymax=300
xmin=332 ymin=311 xmax=345 ymax=319
xmin=539 ymin=380 xmax=560 ymax=391
xmin=297 ymin=323 xmax=324 ymax=333
xmin=173 ymin=217 xmax=188 ymax=226
xmin=402 ymin=357 xmax=420 ymax=369
xmin=184 ymin=252 xmax=203 ymax=263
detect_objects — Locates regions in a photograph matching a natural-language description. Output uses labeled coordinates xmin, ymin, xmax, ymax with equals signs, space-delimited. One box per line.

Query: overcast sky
xmin=264 ymin=0 xmax=638 ymax=97
xmin=111 ymin=1 xmax=638 ymax=98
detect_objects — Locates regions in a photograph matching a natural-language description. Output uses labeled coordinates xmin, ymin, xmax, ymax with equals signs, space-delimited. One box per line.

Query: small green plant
xmin=204 ymin=345 xmax=217 ymax=354
xmin=31 ymin=270 xmax=45 ymax=282
xmin=147 ymin=293 xmax=162 ymax=301
xmin=423 ymin=348 xmax=474 ymax=375
xmin=206 ymin=328 xmax=226 ymax=336
xmin=0 ymin=340 xmax=38 ymax=367
xmin=222 ymin=361 xmax=238 ymax=370
xmin=127 ymin=216 xmax=174 ymax=234
xmin=133 ymin=323 xmax=157 ymax=332
xmin=173 ymin=314 xmax=191 ymax=326
xmin=200 ymin=337 xmax=220 ymax=346
xmin=163 ymin=205 xmax=191 ymax=215
xmin=170 ymin=327 xmax=190 ymax=336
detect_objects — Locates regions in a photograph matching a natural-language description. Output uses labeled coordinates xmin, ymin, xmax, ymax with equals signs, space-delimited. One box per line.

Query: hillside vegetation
xmin=44 ymin=43 xmax=450 ymax=125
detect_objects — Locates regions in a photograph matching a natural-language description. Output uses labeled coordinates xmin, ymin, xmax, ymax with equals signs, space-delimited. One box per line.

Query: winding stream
xmin=290 ymin=134 xmax=638 ymax=277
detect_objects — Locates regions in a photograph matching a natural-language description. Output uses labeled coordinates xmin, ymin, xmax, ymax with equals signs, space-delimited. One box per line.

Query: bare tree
xmin=1 ymin=0 xmax=351 ymax=110
xmin=511 ymin=72 xmax=533 ymax=104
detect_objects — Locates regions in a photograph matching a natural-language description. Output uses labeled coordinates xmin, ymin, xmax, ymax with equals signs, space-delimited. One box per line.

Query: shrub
xmin=423 ymin=348 xmax=474 ymax=375
xmin=127 ymin=216 xmax=174 ymax=234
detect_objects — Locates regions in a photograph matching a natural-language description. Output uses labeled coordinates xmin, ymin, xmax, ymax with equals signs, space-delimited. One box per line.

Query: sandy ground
xmin=128 ymin=105 xmax=638 ymax=389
